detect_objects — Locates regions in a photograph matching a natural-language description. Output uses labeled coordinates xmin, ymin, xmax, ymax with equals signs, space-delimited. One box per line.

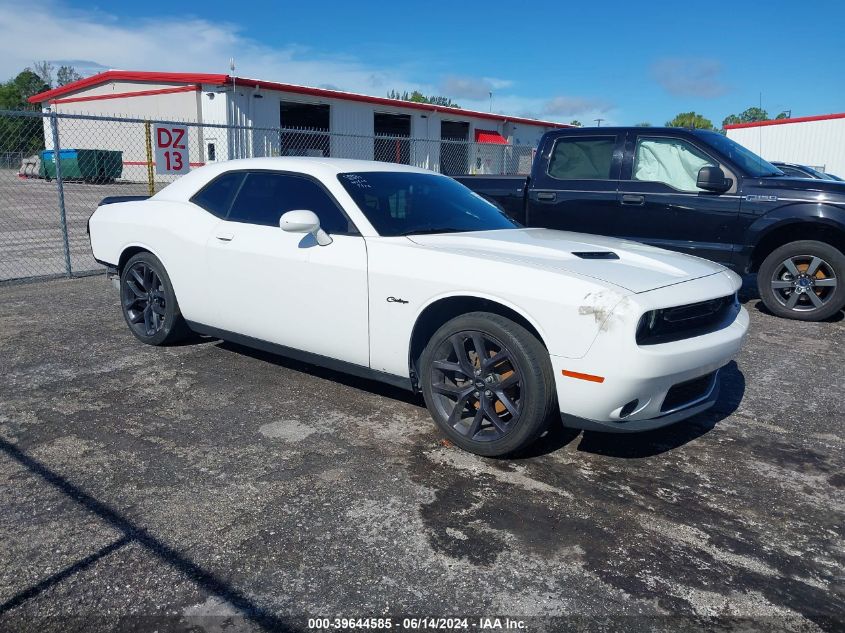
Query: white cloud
xmin=651 ymin=57 xmax=728 ymax=98
xmin=542 ymin=96 xmax=612 ymax=117
xmin=0 ymin=0 xmax=617 ymax=124
xmin=440 ymin=75 xmax=513 ymax=100
xmin=0 ymin=0 xmax=426 ymax=96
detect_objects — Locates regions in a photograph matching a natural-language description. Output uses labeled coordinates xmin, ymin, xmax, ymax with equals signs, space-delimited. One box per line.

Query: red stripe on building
xmin=28 ymin=70 xmax=569 ymax=129
xmin=29 ymin=71 xmax=228 ymax=103
xmin=724 ymin=112 xmax=845 ymax=129
xmin=50 ymin=85 xmax=200 ymax=105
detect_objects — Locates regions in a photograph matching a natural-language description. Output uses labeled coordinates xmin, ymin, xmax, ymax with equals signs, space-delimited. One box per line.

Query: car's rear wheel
xmin=758 ymin=240 xmax=844 ymax=321
xmin=120 ymin=252 xmax=189 ymax=345
xmin=419 ymin=312 xmax=556 ymax=457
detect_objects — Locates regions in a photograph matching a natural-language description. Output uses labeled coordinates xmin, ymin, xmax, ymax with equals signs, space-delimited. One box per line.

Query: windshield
xmin=696 ymin=132 xmax=783 ymax=177
xmin=802 ymin=165 xmax=836 ymax=180
xmin=338 ymin=172 xmax=520 ymax=237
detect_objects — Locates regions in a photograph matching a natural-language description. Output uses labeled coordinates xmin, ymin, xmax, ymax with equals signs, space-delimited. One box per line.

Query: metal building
xmin=725 ymin=112 xmax=845 ymax=179
xmin=28 ymin=70 xmax=568 ymax=180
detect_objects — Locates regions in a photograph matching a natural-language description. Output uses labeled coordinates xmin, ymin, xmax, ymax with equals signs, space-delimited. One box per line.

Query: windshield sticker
xmin=341 ymin=174 xmax=372 ymax=189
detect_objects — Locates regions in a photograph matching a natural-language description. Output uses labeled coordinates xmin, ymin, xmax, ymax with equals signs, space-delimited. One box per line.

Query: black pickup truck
xmin=457 ymin=127 xmax=845 ymax=321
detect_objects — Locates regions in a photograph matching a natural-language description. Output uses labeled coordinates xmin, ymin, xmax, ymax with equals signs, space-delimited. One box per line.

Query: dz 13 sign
xmin=154 ymin=125 xmax=190 ymax=175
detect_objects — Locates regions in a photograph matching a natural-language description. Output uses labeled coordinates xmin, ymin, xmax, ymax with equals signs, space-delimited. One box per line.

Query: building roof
xmin=29 ymin=70 xmax=570 ymax=129
xmin=724 ymin=112 xmax=845 ymax=129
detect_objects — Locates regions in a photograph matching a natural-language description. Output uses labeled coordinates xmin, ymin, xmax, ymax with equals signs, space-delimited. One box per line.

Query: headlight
xmin=636 ymin=294 xmax=738 ymax=345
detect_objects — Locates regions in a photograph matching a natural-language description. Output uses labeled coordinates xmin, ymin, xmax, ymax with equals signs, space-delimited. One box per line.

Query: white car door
xmin=204 ymin=171 xmax=369 ymax=367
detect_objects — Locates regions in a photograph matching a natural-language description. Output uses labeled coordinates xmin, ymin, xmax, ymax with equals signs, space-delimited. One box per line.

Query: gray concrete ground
xmin=0 ymin=276 xmax=843 ymax=633
xmin=0 ymin=170 xmax=149 ymax=281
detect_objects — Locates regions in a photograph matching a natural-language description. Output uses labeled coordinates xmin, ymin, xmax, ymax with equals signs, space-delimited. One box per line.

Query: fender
xmin=409 ymin=289 xmax=552 ymax=348
xmin=745 ymin=202 xmax=845 ymax=245
xmin=117 ymin=242 xmax=181 ymax=296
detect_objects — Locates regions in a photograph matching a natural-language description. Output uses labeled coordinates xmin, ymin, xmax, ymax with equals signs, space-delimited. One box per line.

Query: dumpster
xmin=40 ymin=149 xmax=123 ymax=182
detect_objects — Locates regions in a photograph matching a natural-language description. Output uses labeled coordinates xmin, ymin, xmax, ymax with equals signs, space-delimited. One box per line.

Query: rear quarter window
xmin=190 ymin=171 xmax=245 ymax=217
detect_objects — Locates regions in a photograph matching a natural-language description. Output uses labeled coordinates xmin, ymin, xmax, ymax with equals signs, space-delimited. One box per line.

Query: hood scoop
xmin=572 ymin=251 xmax=619 ymax=260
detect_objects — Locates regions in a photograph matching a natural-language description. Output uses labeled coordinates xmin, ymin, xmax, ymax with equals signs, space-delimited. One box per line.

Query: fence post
xmin=144 ymin=121 xmax=155 ymax=197
xmin=49 ymin=111 xmax=72 ymax=277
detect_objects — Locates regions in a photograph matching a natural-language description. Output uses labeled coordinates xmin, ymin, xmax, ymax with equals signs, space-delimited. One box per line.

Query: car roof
xmin=152 ymin=157 xmax=437 ymax=202
xmin=546 ymin=126 xmax=717 ymax=134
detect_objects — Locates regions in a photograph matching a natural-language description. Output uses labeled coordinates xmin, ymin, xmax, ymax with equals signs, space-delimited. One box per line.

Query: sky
xmin=1 ymin=0 xmax=843 ymax=127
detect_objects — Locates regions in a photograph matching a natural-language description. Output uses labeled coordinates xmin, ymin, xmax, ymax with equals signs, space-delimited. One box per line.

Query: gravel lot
xmin=0 ymin=170 xmax=149 ymax=281
xmin=0 ymin=276 xmax=842 ymax=633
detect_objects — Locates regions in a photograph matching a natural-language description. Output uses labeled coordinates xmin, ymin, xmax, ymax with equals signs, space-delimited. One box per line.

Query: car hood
xmin=406 ymin=228 xmax=726 ymax=293
xmin=753 ymin=177 xmax=845 ymax=197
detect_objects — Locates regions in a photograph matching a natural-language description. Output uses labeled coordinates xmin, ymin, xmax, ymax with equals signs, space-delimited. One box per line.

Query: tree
xmin=635 ymin=122 xmax=652 ymax=127
xmin=722 ymin=106 xmax=769 ymax=128
xmin=1 ymin=70 xmax=50 ymax=109
xmin=32 ymin=60 xmax=54 ymax=88
xmin=56 ymin=65 xmax=83 ymax=86
xmin=665 ymin=111 xmax=714 ymax=130
xmin=775 ymin=111 xmax=790 ymax=120
xmin=569 ymin=120 xmax=582 ymax=127
xmin=0 ymin=69 xmax=51 ymax=156
xmin=387 ymin=89 xmax=460 ymax=108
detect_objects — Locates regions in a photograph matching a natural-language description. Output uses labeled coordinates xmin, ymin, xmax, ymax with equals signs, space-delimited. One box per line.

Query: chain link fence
xmin=0 ymin=110 xmax=536 ymax=283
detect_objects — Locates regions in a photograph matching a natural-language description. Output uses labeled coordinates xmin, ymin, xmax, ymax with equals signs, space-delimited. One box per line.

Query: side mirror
xmin=279 ymin=209 xmax=332 ymax=246
xmin=697 ymin=165 xmax=732 ymax=192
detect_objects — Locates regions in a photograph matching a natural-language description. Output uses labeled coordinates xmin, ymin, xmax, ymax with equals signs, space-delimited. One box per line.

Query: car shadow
xmin=212 ymin=338 xmax=747 ymax=461
xmin=214 ymin=340 xmax=424 ymax=407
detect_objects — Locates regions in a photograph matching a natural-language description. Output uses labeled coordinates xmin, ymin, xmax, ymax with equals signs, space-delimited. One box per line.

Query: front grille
xmin=636 ymin=294 xmax=738 ymax=345
xmin=661 ymin=372 xmax=716 ymax=413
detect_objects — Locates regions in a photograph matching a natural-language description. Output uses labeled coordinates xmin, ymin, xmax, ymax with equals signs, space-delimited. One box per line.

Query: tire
xmin=758 ymin=240 xmax=845 ymax=321
xmin=120 ymin=252 xmax=190 ymax=345
xmin=419 ymin=312 xmax=557 ymax=457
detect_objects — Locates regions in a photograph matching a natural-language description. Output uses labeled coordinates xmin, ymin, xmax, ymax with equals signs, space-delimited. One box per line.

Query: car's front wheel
xmin=419 ymin=312 xmax=557 ymax=457
xmin=120 ymin=252 xmax=189 ymax=345
xmin=758 ymin=240 xmax=844 ymax=321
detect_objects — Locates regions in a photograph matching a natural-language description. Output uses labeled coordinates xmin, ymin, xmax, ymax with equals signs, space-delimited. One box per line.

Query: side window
xmin=547 ymin=136 xmax=615 ymax=180
xmin=190 ymin=171 xmax=245 ymax=217
xmin=228 ymin=172 xmax=354 ymax=234
xmin=633 ymin=137 xmax=717 ymax=192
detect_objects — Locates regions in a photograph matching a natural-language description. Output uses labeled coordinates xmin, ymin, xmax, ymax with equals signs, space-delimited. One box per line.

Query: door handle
xmin=621 ymin=194 xmax=645 ymax=206
xmin=215 ymin=232 xmax=234 ymax=242
xmin=536 ymin=192 xmax=556 ymax=202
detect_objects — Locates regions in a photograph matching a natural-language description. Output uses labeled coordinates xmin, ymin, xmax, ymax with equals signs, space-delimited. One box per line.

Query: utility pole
xmin=489 ymin=91 xmax=493 ymax=113
xmin=594 ymin=118 xmax=604 ymax=127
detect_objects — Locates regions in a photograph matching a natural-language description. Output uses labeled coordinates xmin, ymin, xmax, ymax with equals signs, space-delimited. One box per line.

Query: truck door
xmin=526 ymin=133 xmax=623 ymax=235
xmin=615 ymin=132 xmax=741 ymax=266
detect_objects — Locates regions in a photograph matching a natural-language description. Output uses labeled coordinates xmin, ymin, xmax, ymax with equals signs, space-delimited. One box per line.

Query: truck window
xmin=547 ymin=137 xmax=615 ymax=180
xmin=633 ymin=137 xmax=716 ymax=192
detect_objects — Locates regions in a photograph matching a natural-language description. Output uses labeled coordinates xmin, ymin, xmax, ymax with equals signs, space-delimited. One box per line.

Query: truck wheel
xmin=419 ymin=312 xmax=557 ymax=457
xmin=758 ymin=240 xmax=844 ymax=321
xmin=120 ymin=252 xmax=190 ymax=345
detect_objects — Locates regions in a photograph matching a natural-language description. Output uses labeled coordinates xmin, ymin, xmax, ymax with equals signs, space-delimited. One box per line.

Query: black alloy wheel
xmin=769 ymin=255 xmax=838 ymax=313
xmin=428 ymin=330 xmax=524 ymax=442
xmin=420 ymin=312 xmax=556 ymax=457
xmin=119 ymin=252 xmax=189 ymax=345
xmin=759 ymin=240 xmax=845 ymax=321
xmin=123 ymin=261 xmax=167 ymax=338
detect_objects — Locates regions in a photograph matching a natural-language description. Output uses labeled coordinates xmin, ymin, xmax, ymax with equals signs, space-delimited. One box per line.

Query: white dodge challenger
xmin=89 ymin=158 xmax=749 ymax=456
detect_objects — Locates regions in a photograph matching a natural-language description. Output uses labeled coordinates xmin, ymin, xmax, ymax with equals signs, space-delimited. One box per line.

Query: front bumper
xmin=551 ymin=289 xmax=749 ymax=433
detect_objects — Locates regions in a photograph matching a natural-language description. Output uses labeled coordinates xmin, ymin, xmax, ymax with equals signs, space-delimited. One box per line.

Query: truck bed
xmin=453 ymin=175 xmax=528 ymax=224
